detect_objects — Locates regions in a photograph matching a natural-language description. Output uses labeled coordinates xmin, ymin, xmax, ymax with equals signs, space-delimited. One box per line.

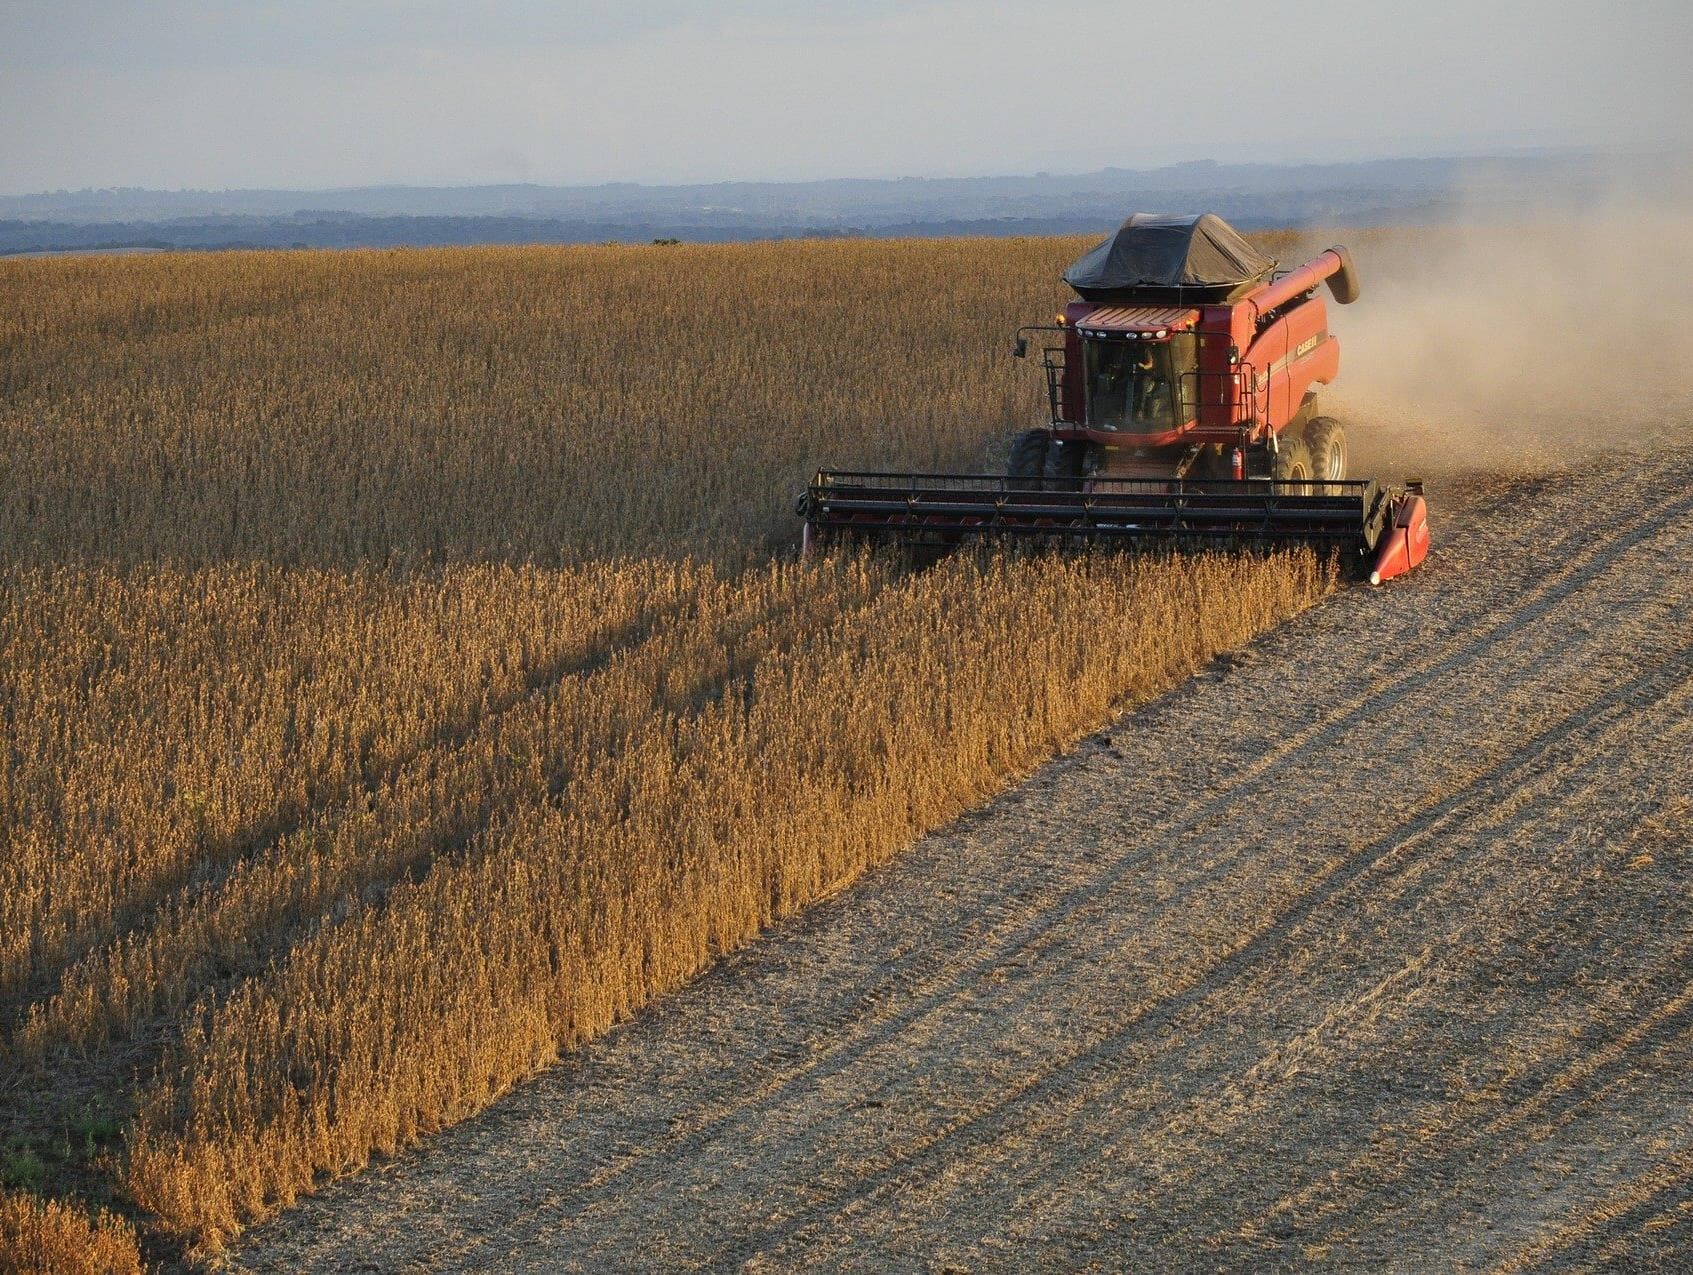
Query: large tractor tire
xmin=1305 ymin=417 xmax=1348 ymax=481
xmin=1007 ymin=429 xmax=1051 ymax=490
xmin=1272 ymin=436 xmax=1315 ymax=493
xmin=1044 ymin=438 xmax=1087 ymax=490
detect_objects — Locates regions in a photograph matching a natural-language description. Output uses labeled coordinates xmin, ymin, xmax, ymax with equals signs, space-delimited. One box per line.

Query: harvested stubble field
xmin=1 ymin=233 xmax=1330 ymax=1268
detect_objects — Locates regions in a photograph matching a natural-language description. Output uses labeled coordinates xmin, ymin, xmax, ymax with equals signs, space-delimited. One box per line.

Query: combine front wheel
xmin=1273 ymin=437 xmax=1315 ymax=492
xmin=1044 ymin=439 xmax=1087 ymax=491
xmin=1008 ymin=429 xmax=1051 ymax=490
xmin=1306 ymin=417 xmax=1348 ymax=480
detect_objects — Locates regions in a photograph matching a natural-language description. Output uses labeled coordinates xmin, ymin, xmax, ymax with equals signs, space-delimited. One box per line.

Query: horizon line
xmin=0 ymin=143 xmax=1653 ymax=203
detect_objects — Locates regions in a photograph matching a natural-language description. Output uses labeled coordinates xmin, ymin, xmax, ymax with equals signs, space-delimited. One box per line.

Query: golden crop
xmin=0 ymin=1190 xmax=141 ymax=1275
xmin=0 ymin=232 xmax=1320 ymax=1258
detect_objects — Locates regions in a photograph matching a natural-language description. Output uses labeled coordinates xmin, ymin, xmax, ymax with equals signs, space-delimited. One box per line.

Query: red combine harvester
xmin=799 ymin=213 xmax=1429 ymax=584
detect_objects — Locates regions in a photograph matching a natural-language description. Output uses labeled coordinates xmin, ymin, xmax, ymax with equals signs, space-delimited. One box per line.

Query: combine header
xmin=798 ymin=213 xmax=1429 ymax=583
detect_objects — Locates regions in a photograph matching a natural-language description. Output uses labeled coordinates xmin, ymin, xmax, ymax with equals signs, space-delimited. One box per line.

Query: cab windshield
xmin=1083 ymin=336 xmax=1193 ymax=432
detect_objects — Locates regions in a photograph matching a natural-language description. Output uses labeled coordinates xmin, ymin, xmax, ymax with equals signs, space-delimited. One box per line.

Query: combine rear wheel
xmin=1306 ymin=417 xmax=1348 ymax=480
xmin=1008 ymin=429 xmax=1051 ymax=490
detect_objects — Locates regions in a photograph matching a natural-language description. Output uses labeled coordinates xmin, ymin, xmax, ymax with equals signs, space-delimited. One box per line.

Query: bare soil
xmin=232 ymin=454 xmax=1692 ymax=1273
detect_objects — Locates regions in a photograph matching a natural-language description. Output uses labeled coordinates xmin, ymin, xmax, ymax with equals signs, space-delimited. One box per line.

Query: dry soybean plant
xmin=0 ymin=237 xmax=1090 ymax=567
xmin=0 ymin=1188 xmax=142 ymax=1275
xmin=0 ymin=233 xmax=1324 ymax=1256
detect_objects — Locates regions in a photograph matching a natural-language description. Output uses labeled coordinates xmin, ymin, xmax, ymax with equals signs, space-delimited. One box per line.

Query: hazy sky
xmin=2 ymin=0 xmax=1689 ymax=194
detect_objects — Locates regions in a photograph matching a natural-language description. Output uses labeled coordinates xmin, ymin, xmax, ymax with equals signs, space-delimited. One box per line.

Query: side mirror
xmin=1011 ymin=337 xmax=1028 ymax=359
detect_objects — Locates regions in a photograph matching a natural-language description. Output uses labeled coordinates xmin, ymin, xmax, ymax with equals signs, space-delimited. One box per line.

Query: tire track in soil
xmin=1165 ymin=820 xmax=1693 ymax=1270
xmin=1572 ymin=1170 xmax=1693 ymax=1273
xmin=723 ymin=659 xmax=1693 ymax=1271
xmin=233 ymin=454 xmax=1693 ymax=1273
xmin=1497 ymin=1150 xmax=1693 ymax=1274
xmin=1247 ymin=958 xmax=1693 ymax=1261
xmin=1237 ymin=963 xmax=1693 ymax=1240
xmin=1397 ymin=1022 xmax=1693 ymax=1273
xmin=989 ymin=705 xmax=1693 ymax=1267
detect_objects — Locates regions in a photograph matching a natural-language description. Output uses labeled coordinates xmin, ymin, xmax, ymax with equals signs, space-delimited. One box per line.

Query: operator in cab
xmin=1130 ymin=345 xmax=1170 ymax=423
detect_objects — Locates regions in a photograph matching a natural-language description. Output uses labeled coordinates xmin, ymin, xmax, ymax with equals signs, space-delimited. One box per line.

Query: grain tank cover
xmin=1064 ymin=213 xmax=1274 ymax=303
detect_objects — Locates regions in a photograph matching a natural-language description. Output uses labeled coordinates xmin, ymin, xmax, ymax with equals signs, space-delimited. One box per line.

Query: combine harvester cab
xmin=798 ymin=213 xmax=1429 ymax=583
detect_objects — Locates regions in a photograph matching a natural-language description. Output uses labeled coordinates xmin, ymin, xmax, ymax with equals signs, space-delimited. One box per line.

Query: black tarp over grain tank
xmin=1064 ymin=213 xmax=1274 ymax=303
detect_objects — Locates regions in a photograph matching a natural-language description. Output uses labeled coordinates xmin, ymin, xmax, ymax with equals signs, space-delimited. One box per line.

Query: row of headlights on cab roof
xmin=1055 ymin=314 xmax=1171 ymax=340
xmin=1054 ymin=313 xmax=1244 ymax=364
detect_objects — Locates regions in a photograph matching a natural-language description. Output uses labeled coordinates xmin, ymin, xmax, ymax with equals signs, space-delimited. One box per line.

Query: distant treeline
xmin=0 ymin=149 xmax=1644 ymax=256
xmin=0 ymin=205 xmax=1453 ymax=257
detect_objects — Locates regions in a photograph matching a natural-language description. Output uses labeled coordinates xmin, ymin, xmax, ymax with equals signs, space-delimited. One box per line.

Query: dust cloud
xmin=1316 ymin=160 xmax=1693 ymax=481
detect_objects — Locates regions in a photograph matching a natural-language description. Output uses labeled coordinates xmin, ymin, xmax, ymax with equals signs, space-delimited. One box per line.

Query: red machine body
xmin=1369 ymin=489 xmax=1431 ymax=584
xmin=1041 ymin=248 xmax=1356 ymax=479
